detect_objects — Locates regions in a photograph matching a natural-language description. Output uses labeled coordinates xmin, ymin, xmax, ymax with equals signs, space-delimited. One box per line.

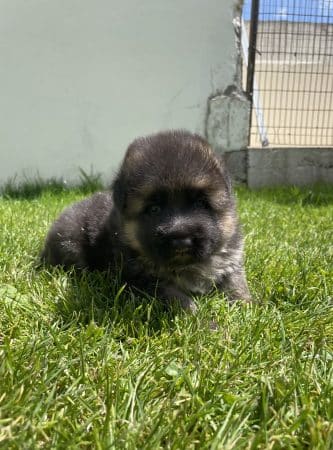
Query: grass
xmin=0 ymin=182 xmax=332 ymax=449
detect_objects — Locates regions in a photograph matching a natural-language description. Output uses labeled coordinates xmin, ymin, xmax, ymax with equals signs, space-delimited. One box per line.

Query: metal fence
xmin=242 ymin=0 xmax=333 ymax=147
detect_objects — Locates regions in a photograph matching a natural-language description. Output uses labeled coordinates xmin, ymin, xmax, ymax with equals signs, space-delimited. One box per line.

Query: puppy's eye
xmin=193 ymin=197 xmax=208 ymax=209
xmin=147 ymin=204 xmax=161 ymax=215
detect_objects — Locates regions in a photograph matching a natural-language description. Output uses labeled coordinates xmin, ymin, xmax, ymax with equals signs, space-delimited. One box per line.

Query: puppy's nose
xmin=171 ymin=237 xmax=193 ymax=249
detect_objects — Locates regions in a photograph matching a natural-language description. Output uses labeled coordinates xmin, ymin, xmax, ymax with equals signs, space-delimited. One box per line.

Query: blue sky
xmin=242 ymin=0 xmax=333 ymax=23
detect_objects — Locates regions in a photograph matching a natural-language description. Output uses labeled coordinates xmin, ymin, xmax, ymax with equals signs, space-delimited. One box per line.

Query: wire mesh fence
xmin=242 ymin=0 xmax=333 ymax=147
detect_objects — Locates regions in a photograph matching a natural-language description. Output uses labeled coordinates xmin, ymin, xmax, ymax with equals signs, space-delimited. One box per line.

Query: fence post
xmin=246 ymin=0 xmax=260 ymax=97
xmin=245 ymin=0 xmax=269 ymax=146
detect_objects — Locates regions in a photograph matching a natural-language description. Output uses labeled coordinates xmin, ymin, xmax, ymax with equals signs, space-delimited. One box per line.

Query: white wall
xmin=0 ymin=0 xmax=239 ymax=185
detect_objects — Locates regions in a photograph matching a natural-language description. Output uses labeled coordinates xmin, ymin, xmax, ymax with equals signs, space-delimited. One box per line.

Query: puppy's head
xmin=112 ymin=130 xmax=237 ymax=268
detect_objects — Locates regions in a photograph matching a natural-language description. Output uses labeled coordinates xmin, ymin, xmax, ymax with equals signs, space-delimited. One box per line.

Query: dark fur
xmin=41 ymin=130 xmax=251 ymax=312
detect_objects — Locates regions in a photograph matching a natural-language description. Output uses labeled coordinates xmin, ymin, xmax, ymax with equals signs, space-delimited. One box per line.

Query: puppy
xmin=41 ymin=130 xmax=251 ymax=313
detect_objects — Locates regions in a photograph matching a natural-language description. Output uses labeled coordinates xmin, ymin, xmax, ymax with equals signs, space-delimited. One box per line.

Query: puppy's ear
xmin=112 ymin=138 xmax=147 ymax=211
xmin=112 ymin=173 xmax=126 ymax=211
xmin=215 ymin=153 xmax=232 ymax=196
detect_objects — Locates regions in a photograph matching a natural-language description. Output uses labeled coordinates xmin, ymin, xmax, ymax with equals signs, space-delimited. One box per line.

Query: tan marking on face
xmin=123 ymin=220 xmax=143 ymax=252
xmin=126 ymin=195 xmax=146 ymax=216
xmin=208 ymin=190 xmax=227 ymax=210
xmin=137 ymin=183 xmax=156 ymax=197
xmin=190 ymin=175 xmax=213 ymax=190
xmin=218 ymin=212 xmax=237 ymax=240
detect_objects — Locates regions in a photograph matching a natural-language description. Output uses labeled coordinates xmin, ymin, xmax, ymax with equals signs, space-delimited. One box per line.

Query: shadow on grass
xmin=238 ymin=184 xmax=333 ymax=207
xmin=1 ymin=170 xmax=105 ymax=200
xmin=44 ymin=267 xmax=178 ymax=337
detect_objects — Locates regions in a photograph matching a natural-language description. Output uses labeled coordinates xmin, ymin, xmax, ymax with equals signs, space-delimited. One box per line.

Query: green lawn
xmin=0 ymin=183 xmax=332 ymax=449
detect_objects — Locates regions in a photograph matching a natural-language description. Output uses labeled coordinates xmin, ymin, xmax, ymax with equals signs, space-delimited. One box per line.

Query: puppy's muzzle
xmin=156 ymin=219 xmax=199 ymax=253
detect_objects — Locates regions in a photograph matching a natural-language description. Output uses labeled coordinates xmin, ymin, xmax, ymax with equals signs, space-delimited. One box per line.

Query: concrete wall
xmin=248 ymin=148 xmax=333 ymax=188
xmin=0 ymin=0 xmax=246 ymax=186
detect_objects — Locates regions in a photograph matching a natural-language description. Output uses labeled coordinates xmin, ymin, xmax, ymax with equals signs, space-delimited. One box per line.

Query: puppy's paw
xmin=160 ymin=285 xmax=197 ymax=314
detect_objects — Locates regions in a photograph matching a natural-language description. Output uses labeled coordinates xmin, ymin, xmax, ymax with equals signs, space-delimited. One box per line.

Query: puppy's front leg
xmin=127 ymin=275 xmax=197 ymax=314
xmin=159 ymin=284 xmax=197 ymax=314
